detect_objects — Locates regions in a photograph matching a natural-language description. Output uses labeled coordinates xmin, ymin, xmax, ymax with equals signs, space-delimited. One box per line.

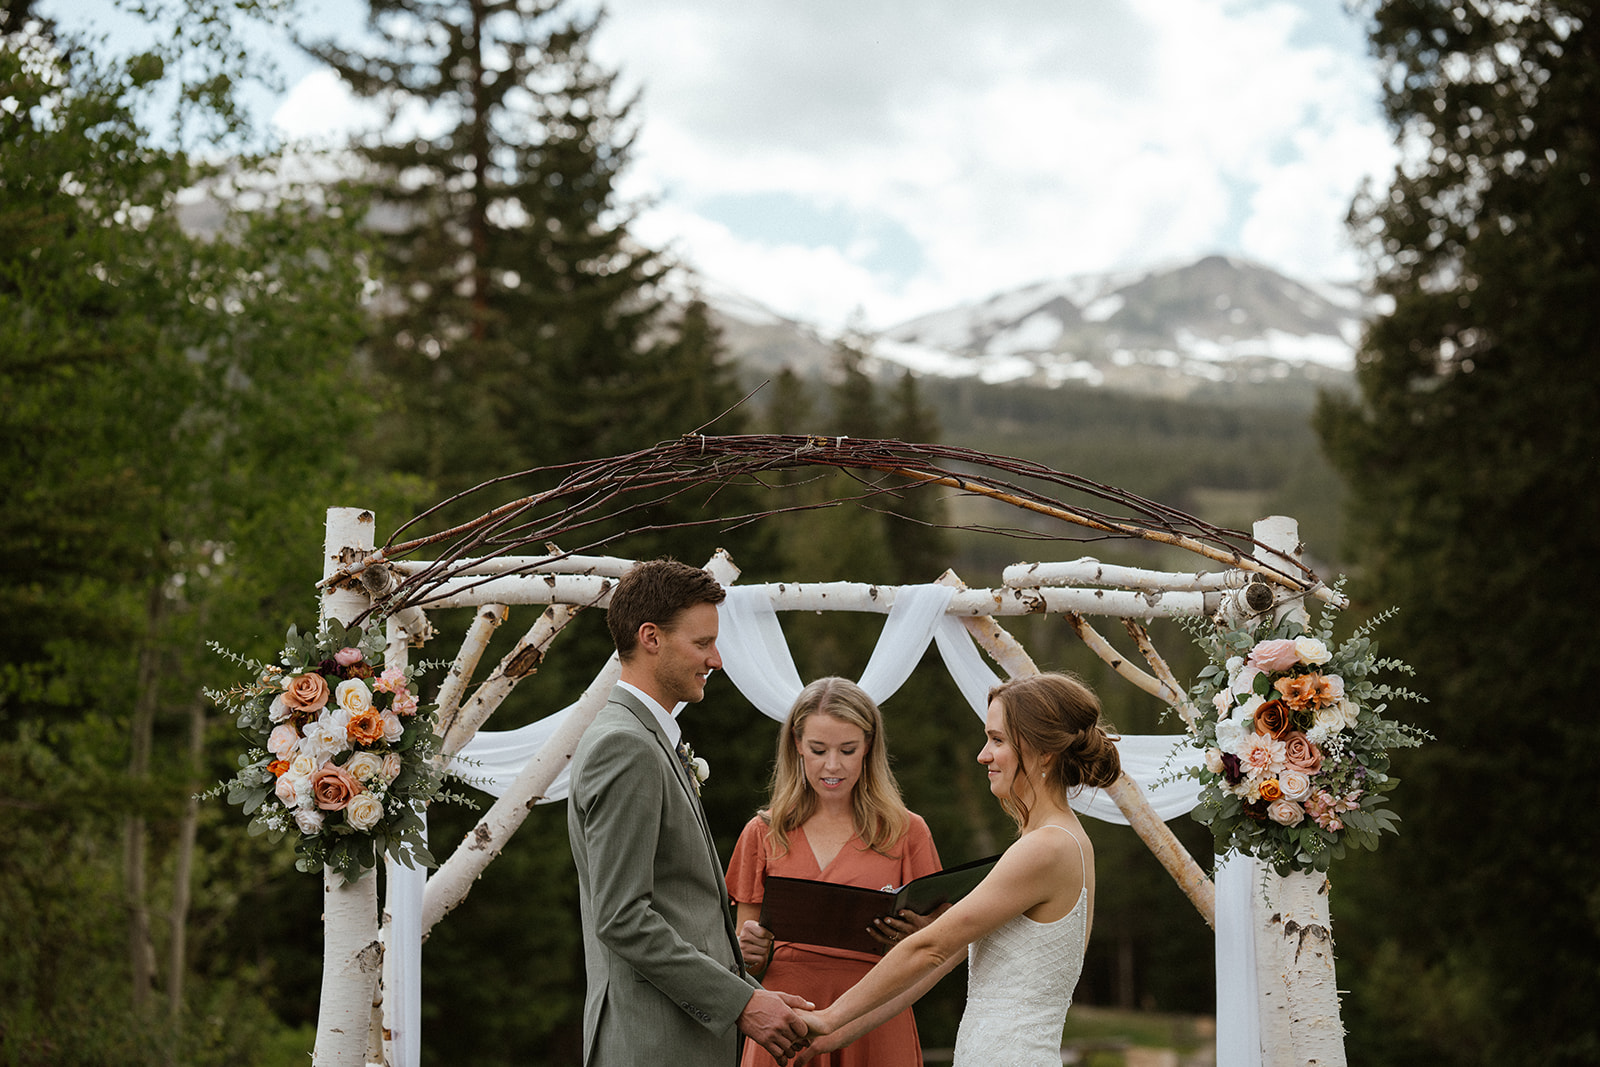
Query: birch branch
xmin=1061 ymin=612 xmax=1171 ymax=702
xmin=410 ymin=574 xmax=1220 ymax=619
xmin=440 ymin=603 xmax=584 ymax=760
xmin=1121 ymin=619 xmax=1200 ymax=729
xmin=434 ymin=604 xmax=508 ymax=742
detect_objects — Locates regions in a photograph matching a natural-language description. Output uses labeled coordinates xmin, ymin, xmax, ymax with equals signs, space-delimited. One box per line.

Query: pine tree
xmin=1316 ymin=3 xmax=1599 ymax=1062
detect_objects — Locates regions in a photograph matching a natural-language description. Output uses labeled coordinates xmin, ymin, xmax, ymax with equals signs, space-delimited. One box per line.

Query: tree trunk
xmin=167 ymin=695 xmax=206 ymax=1020
xmin=124 ymin=575 xmax=166 ymax=1012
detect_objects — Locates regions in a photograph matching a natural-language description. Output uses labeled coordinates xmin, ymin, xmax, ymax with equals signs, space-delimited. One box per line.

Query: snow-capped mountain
xmin=704 ymin=255 xmax=1375 ymax=399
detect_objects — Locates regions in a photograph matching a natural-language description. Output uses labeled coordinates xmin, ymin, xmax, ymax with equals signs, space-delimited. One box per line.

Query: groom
xmin=567 ymin=558 xmax=812 ymax=1065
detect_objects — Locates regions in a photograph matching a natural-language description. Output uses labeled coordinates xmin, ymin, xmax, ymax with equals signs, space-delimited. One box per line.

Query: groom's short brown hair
xmin=607 ymin=558 xmax=725 ymax=659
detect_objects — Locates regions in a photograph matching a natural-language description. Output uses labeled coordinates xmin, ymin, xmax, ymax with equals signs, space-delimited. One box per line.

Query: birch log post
xmin=1251 ymin=516 xmax=1346 ymax=1066
xmin=314 ymin=507 xmax=384 ymax=1067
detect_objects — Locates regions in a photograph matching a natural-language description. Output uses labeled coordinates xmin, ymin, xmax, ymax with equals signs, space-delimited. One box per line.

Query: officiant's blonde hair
xmin=762 ymin=677 xmax=910 ymax=858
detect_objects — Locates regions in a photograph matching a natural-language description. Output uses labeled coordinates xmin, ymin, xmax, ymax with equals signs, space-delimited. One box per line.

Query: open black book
xmin=758 ymin=852 xmax=1003 ymax=956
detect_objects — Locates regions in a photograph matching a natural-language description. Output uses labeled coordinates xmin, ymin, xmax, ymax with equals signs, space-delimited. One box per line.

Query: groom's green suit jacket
xmin=567 ymin=688 xmax=758 ymax=1065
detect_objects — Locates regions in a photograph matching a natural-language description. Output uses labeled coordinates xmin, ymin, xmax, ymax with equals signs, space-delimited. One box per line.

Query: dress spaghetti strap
xmin=1035 ymin=822 xmax=1087 ymax=873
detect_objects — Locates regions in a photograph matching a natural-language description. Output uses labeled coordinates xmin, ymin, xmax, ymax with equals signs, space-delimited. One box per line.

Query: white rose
xmin=1237 ymin=694 xmax=1265 ymax=724
xmin=1313 ymin=701 xmax=1347 ymax=735
xmin=334 ymin=678 xmax=373 ymax=717
xmin=381 ymin=710 xmax=404 ymax=744
xmin=1278 ymin=769 xmax=1313 ymax=802
xmin=1230 ymin=665 xmax=1263 ymax=697
xmin=690 ymin=757 xmax=710 ymax=783
xmin=1335 ymin=698 xmax=1362 ymax=729
xmin=344 ymin=793 xmax=384 ymax=831
xmin=1212 ymin=690 xmax=1234 ymax=717
xmin=1215 ymin=717 xmax=1248 ymax=755
xmin=1293 ymin=636 xmax=1331 ymax=665
xmin=1204 ymin=747 xmax=1226 ymax=774
xmin=381 ymin=753 xmax=403 ymax=782
xmin=346 ymin=751 xmax=385 ymax=782
xmin=301 ymin=719 xmax=347 ymax=761
xmin=293 ymin=808 xmax=325 ymax=835
xmin=269 ymin=695 xmax=292 ymax=723
xmin=289 ymin=752 xmax=318 ymax=778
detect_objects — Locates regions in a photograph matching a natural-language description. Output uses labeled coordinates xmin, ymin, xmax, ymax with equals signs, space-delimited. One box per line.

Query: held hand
xmin=738 ymin=988 xmax=813 ymax=1065
xmin=791 ymin=1010 xmax=838 ymax=1065
xmin=738 ymin=918 xmax=776 ymax=975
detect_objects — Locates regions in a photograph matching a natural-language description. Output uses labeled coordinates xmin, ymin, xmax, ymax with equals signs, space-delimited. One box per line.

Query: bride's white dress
xmin=952 ymin=827 xmax=1089 ymax=1066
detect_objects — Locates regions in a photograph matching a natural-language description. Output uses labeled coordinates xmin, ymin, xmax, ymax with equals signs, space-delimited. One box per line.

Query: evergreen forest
xmin=2 ymin=1 xmax=1596 ymax=1064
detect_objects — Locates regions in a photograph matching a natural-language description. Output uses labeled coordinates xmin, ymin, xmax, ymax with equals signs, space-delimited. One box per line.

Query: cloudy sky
xmin=55 ymin=0 xmax=1401 ymax=334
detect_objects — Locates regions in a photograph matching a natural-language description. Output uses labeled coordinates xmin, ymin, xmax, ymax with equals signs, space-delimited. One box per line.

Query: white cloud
xmin=584 ymin=0 xmax=1398 ymax=332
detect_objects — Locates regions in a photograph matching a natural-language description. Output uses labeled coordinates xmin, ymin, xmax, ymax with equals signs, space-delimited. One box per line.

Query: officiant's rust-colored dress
xmin=728 ymin=815 xmax=941 ymax=1067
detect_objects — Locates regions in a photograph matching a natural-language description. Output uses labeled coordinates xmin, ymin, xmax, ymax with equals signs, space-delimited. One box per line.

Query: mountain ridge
xmin=692 ymin=254 xmax=1375 ymax=402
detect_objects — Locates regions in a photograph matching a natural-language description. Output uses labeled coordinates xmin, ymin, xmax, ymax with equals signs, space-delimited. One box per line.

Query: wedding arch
xmin=301 ymin=434 xmax=1351 ymax=1067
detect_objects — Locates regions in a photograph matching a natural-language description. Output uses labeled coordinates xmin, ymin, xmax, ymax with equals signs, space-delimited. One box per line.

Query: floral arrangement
xmin=206 ymin=617 xmax=453 ymax=883
xmin=1182 ymin=595 xmax=1428 ymax=875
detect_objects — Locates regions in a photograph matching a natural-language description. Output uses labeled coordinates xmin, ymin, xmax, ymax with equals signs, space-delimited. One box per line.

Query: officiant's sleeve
xmin=726 ymin=815 xmax=770 ymax=905
xmin=898 ymin=812 xmax=943 ymax=886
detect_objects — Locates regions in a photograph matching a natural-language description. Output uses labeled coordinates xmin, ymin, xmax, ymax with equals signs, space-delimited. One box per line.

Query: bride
xmin=795 ymin=672 xmax=1121 ymax=1066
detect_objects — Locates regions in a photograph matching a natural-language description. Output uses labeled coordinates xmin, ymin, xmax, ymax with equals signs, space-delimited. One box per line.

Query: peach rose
xmin=1253 ymin=699 xmax=1294 ymax=739
xmin=1275 ymin=674 xmax=1322 ymax=711
xmin=282 ymin=672 xmax=330 ymax=713
xmin=1268 ymin=799 xmax=1306 ymax=826
xmin=1278 ymin=768 xmax=1313 ymax=802
xmin=346 ymin=707 xmax=385 ymax=746
xmin=1247 ymin=639 xmax=1300 ymax=673
xmin=381 ymin=753 xmax=403 ymax=782
xmin=1283 ymin=732 xmax=1324 ymax=773
xmin=274 ymin=772 xmax=301 ymax=807
xmin=267 ymin=724 xmax=301 ymax=760
xmin=312 ymin=762 xmax=362 ymax=811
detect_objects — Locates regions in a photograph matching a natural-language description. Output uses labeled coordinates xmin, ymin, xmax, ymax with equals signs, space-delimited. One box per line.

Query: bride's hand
xmin=791 ymin=1011 xmax=838 ymax=1065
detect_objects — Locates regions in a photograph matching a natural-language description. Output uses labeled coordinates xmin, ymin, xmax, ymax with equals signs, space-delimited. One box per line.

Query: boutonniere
xmin=676 ymin=740 xmax=710 ymax=795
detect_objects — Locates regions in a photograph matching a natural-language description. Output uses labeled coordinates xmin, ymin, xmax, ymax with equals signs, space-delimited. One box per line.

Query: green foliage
xmin=1317 ymin=2 xmax=1600 ymax=1062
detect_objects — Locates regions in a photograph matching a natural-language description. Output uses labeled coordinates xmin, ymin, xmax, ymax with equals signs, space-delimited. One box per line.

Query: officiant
xmin=727 ymin=678 xmax=943 ymax=1067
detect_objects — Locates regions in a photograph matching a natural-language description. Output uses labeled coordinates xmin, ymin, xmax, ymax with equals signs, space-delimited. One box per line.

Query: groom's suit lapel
xmin=612 ymin=692 xmax=720 ymax=868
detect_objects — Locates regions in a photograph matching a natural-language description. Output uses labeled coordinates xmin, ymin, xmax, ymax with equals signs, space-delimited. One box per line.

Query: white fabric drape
xmin=385 ymin=582 xmax=1255 ymax=1066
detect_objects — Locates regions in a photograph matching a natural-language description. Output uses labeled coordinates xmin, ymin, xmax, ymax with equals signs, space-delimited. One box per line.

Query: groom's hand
xmin=738 ymin=989 xmax=813 ymax=1065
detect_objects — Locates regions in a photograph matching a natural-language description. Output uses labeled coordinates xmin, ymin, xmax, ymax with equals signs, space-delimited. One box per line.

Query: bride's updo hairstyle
xmin=988 ymin=672 xmax=1121 ymax=828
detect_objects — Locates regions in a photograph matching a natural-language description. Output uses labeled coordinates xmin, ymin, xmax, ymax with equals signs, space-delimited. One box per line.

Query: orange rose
xmin=1253 ymin=699 xmax=1294 ymax=739
xmin=282 ymin=672 xmax=331 ymax=713
xmin=312 ymin=762 xmax=362 ymax=811
xmin=346 ymin=708 xmax=385 ymax=746
xmin=1274 ymin=674 xmax=1322 ymax=711
xmin=1283 ymin=732 xmax=1324 ymax=773
xmin=1259 ymin=778 xmax=1284 ymax=801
